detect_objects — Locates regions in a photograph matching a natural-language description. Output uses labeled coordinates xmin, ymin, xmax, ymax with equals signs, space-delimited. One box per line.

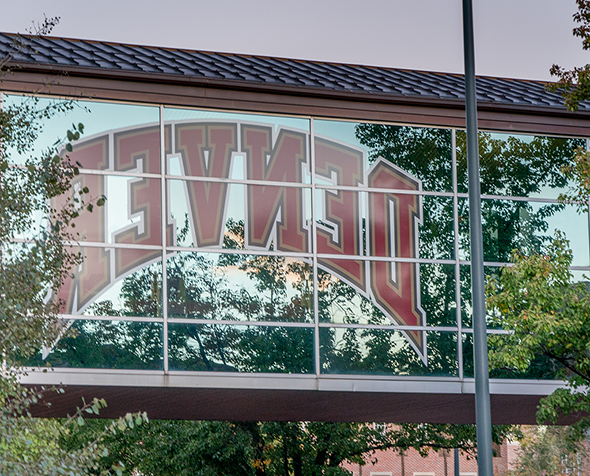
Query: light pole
xmin=462 ymin=0 xmax=494 ymax=475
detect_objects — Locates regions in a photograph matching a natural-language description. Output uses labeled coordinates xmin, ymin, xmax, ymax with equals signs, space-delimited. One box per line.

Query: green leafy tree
xmin=487 ymin=234 xmax=590 ymax=441
xmin=486 ymin=143 xmax=590 ymax=441
xmin=0 ymin=19 xmax=147 ymax=475
xmin=66 ymin=419 xmax=516 ymax=476
xmin=549 ymin=0 xmax=590 ymax=111
xmin=508 ymin=426 xmax=589 ymax=476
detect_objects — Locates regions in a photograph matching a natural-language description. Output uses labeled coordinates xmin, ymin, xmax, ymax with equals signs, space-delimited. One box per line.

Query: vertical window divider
xmin=587 ymin=139 xmax=590 ymax=263
xmin=0 ymin=92 xmax=4 ymax=269
xmin=310 ymin=118 xmax=320 ymax=377
xmin=160 ymin=105 xmax=169 ymax=374
xmin=452 ymin=128 xmax=464 ymax=380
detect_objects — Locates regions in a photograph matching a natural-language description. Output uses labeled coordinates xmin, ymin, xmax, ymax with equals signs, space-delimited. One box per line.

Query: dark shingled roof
xmin=0 ymin=32 xmax=585 ymax=111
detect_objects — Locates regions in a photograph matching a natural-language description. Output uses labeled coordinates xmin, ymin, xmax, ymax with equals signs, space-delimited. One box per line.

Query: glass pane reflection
xmin=456 ymin=130 xmax=584 ymax=197
xmin=168 ymin=323 xmax=314 ymax=373
xmin=462 ymin=333 xmax=562 ymax=380
xmin=24 ymin=320 xmax=163 ymax=370
xmin=458 ymin=198 xmax=589 ymax=266
xmin=316 ymin=120 xmax=453 ymax=192
xmin=167 ymin=252 xmax=313 ymax=323
xmin=59 ymin=247 xmax=163 ymax=317
xmin=5 ymin=95 xmax=160 ymax=168
xmin=320 ymin=328 xmax=457 ymax=377
xmin=318 ymin=263 xmax=456 ymax=327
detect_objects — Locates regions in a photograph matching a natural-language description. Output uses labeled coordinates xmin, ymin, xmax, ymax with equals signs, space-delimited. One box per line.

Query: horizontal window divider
xmin=318 ymin=373 xmax=462 ymax=382
xmin=166 ymin=247 xmax=453 ymax=264
xmin=167 ymin=318 xmax=314 ymax=328
xmin=461 ymin=328 xmax=511 ymax=335
xmin=164 ymin=104 xmax=313 ymax=120
xmin=166 ymin=175 xmax=455 ymax=197
xmin=167 ymin=246 xmax=313 ymax=258
xmin=10 ymin=238 xmax=163 ymax=251
xmin=167 ymin=369 xmax=316 ymax=378
xmin=457 ymin=192 xmax=585 ymax=205
xmin=78 ymin=169 xmax=162 ymax=179
xmin=459 ymin=260 xmax=512 ymax=267
xmin=316 ymin=254 xmax=455 ymax=265
xmin=58 ymin=315 xmax=164 ymax=323
xmin=318 ymin=322 xmax=459 ymax=332
xmin=66 ymin=241 xmax=162 ymax=250
xmin=463 ymin=261 xmax=590 ymax=270
xmin=315 ymin=184 xmax=454 ymax=197
xmin=4 ymin=91 xmax=164 ymax=109
xmin=314 ymin=116 xmax=454 ymax=131
xmin=7 ymin=165 xmax=161 ymax=180
xmin=166 ymin=174 xmax=312 ymax=188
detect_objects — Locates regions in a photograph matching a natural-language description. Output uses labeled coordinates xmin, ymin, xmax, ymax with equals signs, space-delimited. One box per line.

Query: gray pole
xmin=454 ymin=448 xmax=460 ymax=476
xmin=462 ymin=1 xmax=494 ymax=476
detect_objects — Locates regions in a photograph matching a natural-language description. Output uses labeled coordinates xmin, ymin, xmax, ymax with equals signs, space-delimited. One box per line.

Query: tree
xmin=64 ymin=419 xmax=517 ymax=476
xmin=548 ymin=0 xmax=590 ymax=110
xmin=354 ymin=123 xmax=580 ymax=381
xmin=487 ymin=234 xmax=590 ymax=441
xmin=485 ymin=140 xmax=590 ymax=442
xmin=508 ymin=426 xmax=589 ymax=476
xmin=0 ymin=19 xmax=146 ymax=475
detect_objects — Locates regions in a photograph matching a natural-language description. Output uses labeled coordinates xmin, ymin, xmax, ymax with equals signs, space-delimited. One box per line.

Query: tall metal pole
xmin=454 ymin=448 xmax=460 ymax=476
xmin=462 ymin=1 xmax=494 ymax=475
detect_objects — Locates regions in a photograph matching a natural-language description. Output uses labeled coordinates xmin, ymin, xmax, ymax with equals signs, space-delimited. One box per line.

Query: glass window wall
xmin=10 ymin=96 xmax=588 ymax=380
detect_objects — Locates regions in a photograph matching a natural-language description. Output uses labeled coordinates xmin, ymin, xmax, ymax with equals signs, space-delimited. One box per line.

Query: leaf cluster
xmin=509 ymin=426 xmax=589 ymax=476
xmin=0 ymin=373 xmax=148 ymax=476
xmin=548 ymin=0 xmax=590 ymax=110
xmin=66 ymin=419 xmax=518 ymax=476
xmin=487 ymin=233 xmax=590 ymax=439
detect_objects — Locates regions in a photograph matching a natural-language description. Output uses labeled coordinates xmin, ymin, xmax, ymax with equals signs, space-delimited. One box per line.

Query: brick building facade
xmin=343 ymin=440 xmax=517 ymax=476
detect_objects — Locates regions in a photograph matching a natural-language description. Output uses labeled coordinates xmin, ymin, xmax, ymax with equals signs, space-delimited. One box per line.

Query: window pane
xmin=315 ymin=191 xmax=454 ymax=261
xmin=53 ymin=175 xmax=162 ymax=245
xmin=167 ymin=252 xmax=313 ymax=323
xmin=59 ymin=247 xmax=163 ymax=317
xmin=24 ymin=320 xmax=164 ymax=370
xmin=318 ymin=263 xmax=456 ymax=327
xmin=165 ymin=108 xmax=310 ymax=183
xmin=456 ymin=130 xmax=584 ymax=198
xmin=168 ymin=181 xmax=312 ymax=253
xmin=463 ymin=333 xmax=563 ymax=380
xmin=5 ymin=96 xmax=160 ymax=170
xmin=317 ymin=120 xmax=453 ymax=192
xmin=458 ymin=198 xmax=589 ymax=266
xmin=168 ymin=323 xmax=314 ymax=373
xmin=320 ymin=328 xmax=457 ymax=377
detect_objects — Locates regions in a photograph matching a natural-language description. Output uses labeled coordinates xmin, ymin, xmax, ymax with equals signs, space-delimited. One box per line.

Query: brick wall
xmin=342 ymin=440 xmax=512 ymax=476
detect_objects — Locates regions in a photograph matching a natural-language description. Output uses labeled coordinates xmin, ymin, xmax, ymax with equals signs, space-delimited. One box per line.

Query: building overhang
xmin=23 ymin=369 xmax=570 ymax=424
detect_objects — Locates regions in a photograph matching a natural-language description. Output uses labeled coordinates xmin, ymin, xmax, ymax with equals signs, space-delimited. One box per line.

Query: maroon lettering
xmin=55 ymin=136 xmax=110 ymax=313
xmin=112 ymin=126 xmax=171 ymax=278
xmin=368 ymin=158 xmax=425 ymax=357
xmin=175 ymin=123 xmax=237 ymax=247
xmin=315 ymin=138 xmax=366 ymax=293
xmin=242 ymin=125 xmax=308 ymax=253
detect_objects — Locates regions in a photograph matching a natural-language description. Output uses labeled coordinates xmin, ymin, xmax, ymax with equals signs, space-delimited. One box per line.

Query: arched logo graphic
xmin=50 ymin=120 xmax=426 ymax=362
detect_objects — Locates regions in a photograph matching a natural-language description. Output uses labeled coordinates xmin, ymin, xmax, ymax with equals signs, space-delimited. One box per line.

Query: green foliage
xmin=487 ymin=234 xmax=590 ymax=440
xmin=66 ymin=419 xmax=517 ymax=476
xmin=0 ymin=22 xmax=146 ymax=475
xmin=548 ymin=0 xmax=590 ymax=110
xmin=559 ymin=147 xmax=590 ymax=214
xmin=0 ymin=378 xmax=149 ymax=476
xmin=508 ymin=426 xmax=588 ymax=476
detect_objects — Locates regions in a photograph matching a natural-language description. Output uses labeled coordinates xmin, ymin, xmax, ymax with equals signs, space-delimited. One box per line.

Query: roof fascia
xmin=3 ymin=67 xmax=590 ymax=137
